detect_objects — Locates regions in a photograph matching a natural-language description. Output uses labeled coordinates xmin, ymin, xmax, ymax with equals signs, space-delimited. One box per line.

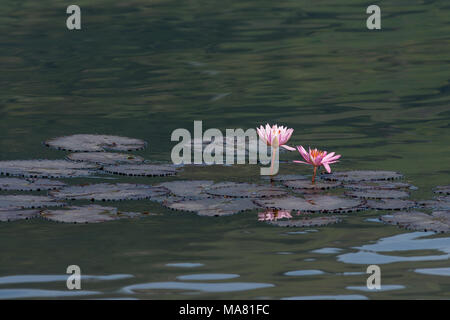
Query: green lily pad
xmin=366 ymin=199 xmax=416 ymax=210
xmin=157 ymin=180 xmax=214 ymax=199
xmin=67 ymin=152 xmax=144 ymax=165
xmin=268 ymin=216 xmax=342 ymax=227
xmin=102 ymin=164 xmax=178 ymax=177
xmin=41 ymin=205 xmax=142 ymax=224
xmin=343 ymin=181 xmax=412 ymax=190
xmin=164 ymin=198 xmax=258 ymax=216
xmin=345 ymin=189 xmax=410 ymax=199
xmin=323 ymin=170 xmax=403 ymax=182
xmin=49 ymin=183 xmax=168 ymax=201
xmin=380 ymin=211 xmax=450 ymax=233
xmin=0 ymin=178 xmax=66 ymax=191
xmin=434 ymin=186 xmax=450 ymax=195
xmin=283 ymin=180 xmax=341 ymax=190
xmin=420 ymin=196 xmax=450 ymax=211
xmin=261 ymin=174 xmax=308 ymax=181
xmin=45 ymin=134 xmax=147 ymax=152
xmin=206 ymin=183 xmax=287 ymax=198
xmin=0 ymin=210 xmax=40 ymax=222
xmin=0 ymin=195 xmax=64 ymax=211
xmin=0 ymin=160 xmax=98 ymax=178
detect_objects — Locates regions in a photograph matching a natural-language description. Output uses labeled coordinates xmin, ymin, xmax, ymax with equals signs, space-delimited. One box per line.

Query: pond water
xmin=0 ymin=0 xmax=449 ymax=299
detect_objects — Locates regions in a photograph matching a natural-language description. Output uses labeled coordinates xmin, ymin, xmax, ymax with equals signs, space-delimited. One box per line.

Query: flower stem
xmin=270 ymin=147 xmax=276 ymax=176
xmin=312 ymin=166 xmax=317 ymax=184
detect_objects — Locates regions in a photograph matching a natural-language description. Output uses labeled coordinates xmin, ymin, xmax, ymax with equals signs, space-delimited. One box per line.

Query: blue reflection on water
xmin=177 ymin=274 xmax=239 ymax=281
xmin=121 ymin=281 xmax=274 ymax=293
xmin=0 ymin=274 xmax=133 ymax=285
xmin=414 ymin=267 xmax=450 ymax=276
xmin=282 ymin=294 xmax=368 ymax=300
xmin=284 ymin=270 xmax=325 ymax=276
xmin=0 ymin=289 xmax=100 ymax=299
xmin=346 ymin=285 xmax=405 ymax=292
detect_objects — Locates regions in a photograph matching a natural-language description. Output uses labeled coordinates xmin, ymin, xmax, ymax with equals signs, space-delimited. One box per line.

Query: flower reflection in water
xmin=258 ymin=209 xmax=293 ymax=221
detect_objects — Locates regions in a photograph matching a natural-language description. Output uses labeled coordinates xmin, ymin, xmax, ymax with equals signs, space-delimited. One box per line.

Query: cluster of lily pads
xmin=0 ymin=134 xmax=448 ymax=233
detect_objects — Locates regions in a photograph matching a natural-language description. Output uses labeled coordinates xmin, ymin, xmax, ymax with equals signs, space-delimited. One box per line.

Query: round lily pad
xmin=283 ymin=180 xmax=341 ymax=190
xmin=206 ymin=183 xmax=287 ymax=198
xmin=164 ymin=198 xmax=258 ymax=216
xmin=45 ymin=134 xmax=147 ymax=152
xmin=434 ymin=186 xmax=450 ymax=195
xmin=49 ymin=183 xmax=168 ymax=201
xmin=67 ymin=152 xmax=144 ymax=165
xmin=323 ymin=170 xmax=403 ymax=182
xmin=345 ymin=189 xmax=409 ymax=199
xmin=261 ymin=174 xmax=308 ymax=181
xmin=0 ymin=160 xmax=98 ymax=178
xmin=269 ymin=216 xmax=342 ymax=227
xmin=102 ymin=164 xmax=178 ymax=177
xmin=41 ymin=205 xmax=142 ymax=224
xmin=343 ymin=181 xmax=412 ymax=190
xmin=0 ymin=210 xmax=40 ymax=222
xmin=380 ymin=211 xmax=450 ymax=233
xmin=0 ymin=195 xmax=64 ymax=211
xmin=420 ymin=196 xmax=450 ymax=211
xmin=157 ymin=180 xmax=214 ymax=199
xmin=0 ymin=178 xmax=66 ymax=191
xmin=255 ymin=195 xmax=363 ymax=213
xmin=366 ymin=199 xmax=416 ymax=210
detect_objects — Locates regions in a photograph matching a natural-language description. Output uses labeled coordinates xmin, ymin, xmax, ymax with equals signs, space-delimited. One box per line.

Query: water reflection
xmin=0 ymin=289 xmax=99 ymax=299
xmin=284 ymin=270 xmax=325 ymax=276
xmin=176 ymin=274 xmax=239 ymax=281
xmin=258 ymin=209 xmax=292 ymax=221
xmin=346 ymin=285 xmax=405 ymax=292
xmin=414 ymin=267 xmax=450 ymax=277
xmin=282 ymin=294 xmax=368 ymax=300
xmin=0 ymin=274 xmax=133 ymax=285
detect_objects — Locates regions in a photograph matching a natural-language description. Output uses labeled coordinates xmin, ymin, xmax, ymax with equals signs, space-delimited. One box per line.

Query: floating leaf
xmin=0 ymin=210 xmax=40 ymax=222
xmin=434 ymin=186 xmax=450 ymax=195
xmin=323 ymin=170 xmax=403 ymax=182
xmin=0 ymin=160 xmax=98 ymax=178
xmin=261 ymin=174 xmax=308 ymax=181
xmin=255 ymin=195 xmax=363 ymax=213
xmin=164 ymin=198 xmax=258 ymax=216
xmin=67 ymin=152 xmax=144 ymax=165
xmin=0 ymin=178 xmax=66 ymax=191
xmin=45 ymin=134 xmax=147 ymax=152
xmin=41 ymin=205 xmax=142 ymax=224
xmin=380 ymin=211 xmax=450 ymax=233
xmin=366 ymin=199 xmax=416 ymax=210
xmin=420 ymin=196 xmax=450 ymax=211
xmin=206 ymin=183 xmax=287 ymax=198
xmin=49 ymin=183 xmax=168 ymax=201
xmin=0 ymin=195 xmax=64 ymax=211
xmin=102 ymin=164 xmax=178 ymax=177
xmin=269 ymin=216 xmax=342 ymax=227
xmin=345 ymin=189 xmax=409 ymax=199
xmin=343 ymin=181 xmax=412 ymax=190
xmin=283 ymin=180 xmax=341 ymax=190
xmin=157 ymin=180 xmax=214 ymax=199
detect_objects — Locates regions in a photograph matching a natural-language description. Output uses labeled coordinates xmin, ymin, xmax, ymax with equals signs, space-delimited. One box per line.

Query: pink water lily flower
xmin=294 ymin=146 xmax=341 ymax=184
xmin=256 ymin=124 xmax=295 ymax=151
xmin=258 ymin=209 xmax=292 ymax=221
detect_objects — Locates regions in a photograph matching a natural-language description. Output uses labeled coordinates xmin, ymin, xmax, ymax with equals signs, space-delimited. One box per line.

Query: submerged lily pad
xmin=323 ymin=170 xmax=403 ymax=182
xmin=0 ymin=195 xmax=63 ymax=211
xmin=380 ymin=211 xmax=450 ymax=233
xmin=45 ymin=134 xmax=147 ymax=152
xmin=283 ymin=180 xmax=341 ymax=190
xmin=0 ymin=160 xmax=98 ymax=178
xmin=157 ymin=180 xmax=214 ymax=199
xmin=343 ymin=181 xmax=412 ymax=190
xmin=434 ymin=186 xmax=450 ymax=195
xmin=366 ymin=199 xmax=416 ymax=210
xmin=206 ymin=183 xmax=287 ymax=198
xmin=0 ymin=210 xmax=40 ymax=222
xmin=41 ymin=205 xmax=142 ymax=223
xmin=268 ymin=216 xmax=342 ymax=227
xmin=102 ymin=164 xmax=178 ymax=177
xmin=0 ymin=178 xmax=66 ymax=191
xmin=67 ymin=152 xmax=144 ymax=165
xmin=345 ymin=189 xmax=409 ymax=199
xmin=164 ymin=198 xmax=258 ymax=216
xmin=49 ymin=183 xmax=168 ymax=201
xmin=255 ymin=195 xmax=363 ymax=213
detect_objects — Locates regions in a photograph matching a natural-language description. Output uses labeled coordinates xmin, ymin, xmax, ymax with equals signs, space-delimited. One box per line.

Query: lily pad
xmin=102 ymin=164 xmax=178 ymax=177
xmin=269 ymin=216 xmax=342 ymax=227
xmin=0 ymin=195 xmax=64 ymax=211
xmin=323 ymin=170 xmax=403 ymax=182
xmin=261 ymin=174 xmax=308 ymax=181
xmin=420 ymin=196 xmax=450 ymax=211
xmin=343 ymin=181 xmax=412 ymax=190
xmin=345 ymin=189 xmax=409 ymax=199
xmin=255 ymin=195 xmax=363 ymax=213
xmin=434 ymin=186 xmax=450 ymax=195
xmin=49 ymin=183 xmax=168 ymax=201
xmin=206 ymin=183 xmax=287 ymax=198
xmin=45 ymin=134 xmax=147 ymax=152
xmin=157 ymin=180 xmax=214 ymax=199
xmin=366 ymin=199 xmax=416 ymax=210
xmin=0 ymin=210 xmax=40 ymax=222
xmin=0 ymin=160 xmax=98 ymax=178
xmin=283 ymin=180 xmax=341 ymax=190
xmin=0 ymin=178 xmax=66 ymax=191
xmin=67 ymin=152 xmax=144 ymax=165
xmin=41 ymin=205 xmax=142 ymax=223
xmin=164 ymin=198 xmax=258 ymax=216
xmin=380 ymin=211 xmax=450 ymax=233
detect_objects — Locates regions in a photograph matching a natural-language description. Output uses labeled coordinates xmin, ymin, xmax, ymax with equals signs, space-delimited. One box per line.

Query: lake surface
xmin=0 ymin=0 xmax=449 ymax=299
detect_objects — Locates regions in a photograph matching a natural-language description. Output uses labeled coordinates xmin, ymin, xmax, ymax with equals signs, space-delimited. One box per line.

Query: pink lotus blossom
xmin=258 ymin=209 xmax=292 ymax=221
xmin=256 ymin=124 xmax=295 ymax=151
xmin=294 ymin=146 xmax=341 ymax=184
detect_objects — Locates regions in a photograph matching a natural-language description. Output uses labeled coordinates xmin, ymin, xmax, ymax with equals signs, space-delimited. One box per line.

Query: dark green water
xmin=0 ymin=0 xmax=449 ymax=299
